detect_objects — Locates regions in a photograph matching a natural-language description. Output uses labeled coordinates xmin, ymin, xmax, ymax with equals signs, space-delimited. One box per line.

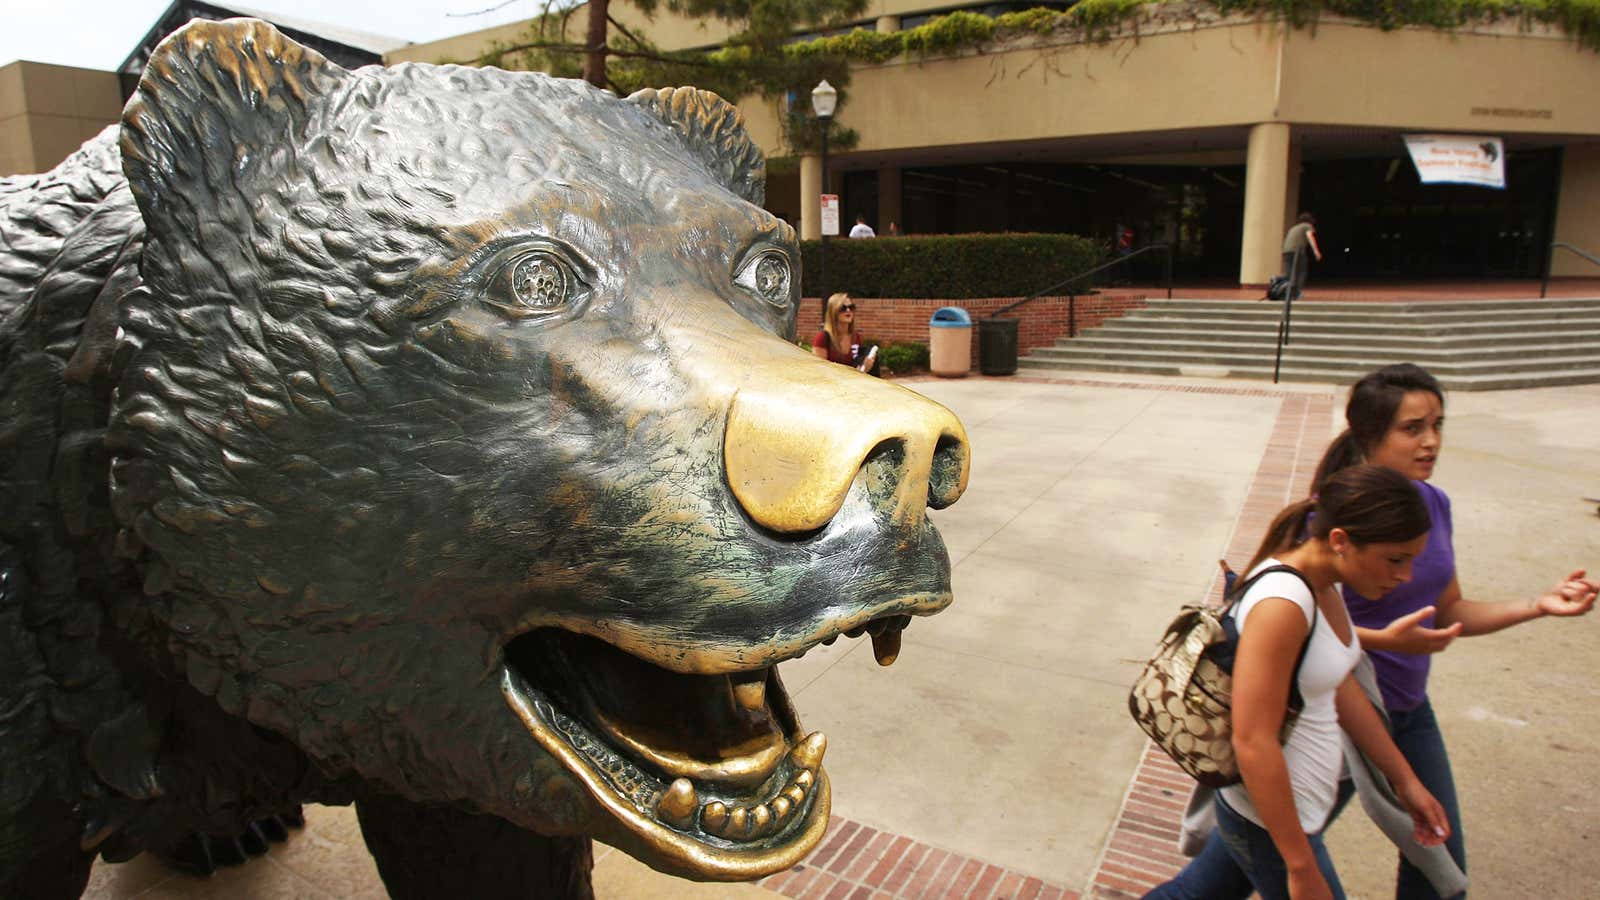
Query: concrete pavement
xmin=83 ymin=374 xmax=1600 ymax=899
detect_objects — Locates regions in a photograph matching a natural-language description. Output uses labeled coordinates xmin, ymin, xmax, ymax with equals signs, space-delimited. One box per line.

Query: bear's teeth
xmin=695 ymin=750 xmax=823 ymax=839
xmin=871 ymin=629 xmax=901 ymax=666
xmin=731 ymin=674 xmax=766 ymax=711
xmin=657 ymin=778 xmax=697 ymax=827
xmin=702 ymin=801 xmax=729 ymax=832
xmin=789 ymin=731 xmax=826 ymax=770
xmin=747 ymin=803 xmax=773 ymax=836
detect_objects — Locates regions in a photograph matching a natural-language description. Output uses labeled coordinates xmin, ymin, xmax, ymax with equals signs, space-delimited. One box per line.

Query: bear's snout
xmin=722 ymin=360 xmax=969 ymax=535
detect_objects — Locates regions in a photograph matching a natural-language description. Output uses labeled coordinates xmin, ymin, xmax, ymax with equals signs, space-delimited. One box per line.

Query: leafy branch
xmin=477 ymin=0 xmax=1600 ymax=155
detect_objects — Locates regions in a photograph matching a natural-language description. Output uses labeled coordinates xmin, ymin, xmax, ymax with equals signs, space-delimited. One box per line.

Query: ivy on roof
xmin=761 ymin=0 xmax=1600 ymax=64
xmin=741 ymin=0 xmax=1598 ymax=154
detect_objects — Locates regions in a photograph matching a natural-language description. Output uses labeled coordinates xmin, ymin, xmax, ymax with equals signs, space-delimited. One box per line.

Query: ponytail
xmin=1246 ymin=466 xmax=1430 ymax=574
xmin=1246 ymin=499 xmax=1318 ymax=574
xmin=1311 ymin=430 xmax=1364 ymax=495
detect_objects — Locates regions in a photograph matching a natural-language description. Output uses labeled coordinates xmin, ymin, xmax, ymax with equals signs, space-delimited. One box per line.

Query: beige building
xmin=388 ymin=4 xmax=1600 ymax=285
xmin=9 ymin=2 xmax=1600 ymax=284
xmin=2 ymin=0 xmax=398 ymax=178
xmin=0 ymin=61 xmax=124 ymax=176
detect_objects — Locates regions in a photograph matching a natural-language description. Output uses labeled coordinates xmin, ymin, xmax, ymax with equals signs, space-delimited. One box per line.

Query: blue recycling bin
xmin=929 ymin=306 xmax=972 ymax=377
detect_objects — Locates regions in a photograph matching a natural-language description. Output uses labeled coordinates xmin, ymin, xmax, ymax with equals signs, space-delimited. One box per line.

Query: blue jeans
xmin=1328 ymin=698 xmax=1467 ymax=899
xmin=1151 ymin=698 xmax=1468 ymax=900
xmin=1145 ymin=794 xmax=1345 ymax=900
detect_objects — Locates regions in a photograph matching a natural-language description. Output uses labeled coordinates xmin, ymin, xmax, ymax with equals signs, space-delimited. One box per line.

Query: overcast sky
xmin=1 ymin=0 xmax=549 ymax=69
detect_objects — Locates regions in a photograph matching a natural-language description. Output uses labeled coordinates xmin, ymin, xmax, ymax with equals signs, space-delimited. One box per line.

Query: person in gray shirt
xmin=1283 ymin=212 xmax=1323 ymax=299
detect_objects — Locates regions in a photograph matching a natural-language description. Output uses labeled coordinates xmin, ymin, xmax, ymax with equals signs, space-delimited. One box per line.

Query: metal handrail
xmin=1272 ymin=248 xmax=1304 ymax=384
xmin=1541 ymin=242 xmax=1600 ymax=298
xmin=991 ymin=243 xmax=1172 ymax=338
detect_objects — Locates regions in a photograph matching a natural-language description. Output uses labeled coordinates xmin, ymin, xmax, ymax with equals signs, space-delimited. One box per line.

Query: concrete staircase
xmin=1018 ymin=298 xmax=1600 ymax=390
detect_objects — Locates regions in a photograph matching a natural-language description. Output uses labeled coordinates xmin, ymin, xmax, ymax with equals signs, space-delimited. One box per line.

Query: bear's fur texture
xmin=0 ymin=19 xmax=968 ymax=899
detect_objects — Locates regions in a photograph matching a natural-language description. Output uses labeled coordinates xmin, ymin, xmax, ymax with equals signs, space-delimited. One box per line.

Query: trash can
xmin=978 ymin=316 xmax=1019 ymax=376
xmin=928 ymin=306 xmax=972 ymax=377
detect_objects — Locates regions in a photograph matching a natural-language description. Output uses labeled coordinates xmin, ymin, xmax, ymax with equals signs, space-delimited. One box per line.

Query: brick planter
xmin=796 ymin=293 xmax=1148 ymax=372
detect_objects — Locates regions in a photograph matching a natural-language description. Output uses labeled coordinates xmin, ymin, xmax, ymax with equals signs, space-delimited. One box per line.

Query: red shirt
xmin=812 ymin=330 xmax=858 ymax=366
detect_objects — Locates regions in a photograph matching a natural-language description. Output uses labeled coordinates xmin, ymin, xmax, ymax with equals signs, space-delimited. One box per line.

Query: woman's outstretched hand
xmin=1534 ymin=569 xmax=1598 ymax=618
xmin=1369 ymin=605 xmax=1463 ymax=654
xmin=1394 ymin=775 xmax=1451 ymax=848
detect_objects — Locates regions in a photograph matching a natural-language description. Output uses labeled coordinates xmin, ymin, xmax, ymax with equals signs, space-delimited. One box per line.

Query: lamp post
xmin=811 ymin=79 xmax=837 ymax=316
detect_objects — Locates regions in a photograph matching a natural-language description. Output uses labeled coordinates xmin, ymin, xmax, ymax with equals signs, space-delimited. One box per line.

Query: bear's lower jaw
xmin=509 ymin=629 xmax=797 ymax=791
xmin=500 ymin=664 xmax=830 ymax=879
xmin=490 ymin=607 xmax=921 ymax=877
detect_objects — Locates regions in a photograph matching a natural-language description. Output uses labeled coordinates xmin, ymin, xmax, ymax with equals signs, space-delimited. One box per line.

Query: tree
xmin=474 ymin=0 xmax=865 ymax=152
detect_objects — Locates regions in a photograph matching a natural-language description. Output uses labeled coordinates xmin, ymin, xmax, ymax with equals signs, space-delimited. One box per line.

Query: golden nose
xmin=723 ymin=361 xmax=969 ymax=534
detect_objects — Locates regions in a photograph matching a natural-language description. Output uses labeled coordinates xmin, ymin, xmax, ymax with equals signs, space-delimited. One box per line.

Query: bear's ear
xmin=120 ymin=18 xmax=345 ymax=264
xmin=628 ymin=87 xmax=766 ymax=206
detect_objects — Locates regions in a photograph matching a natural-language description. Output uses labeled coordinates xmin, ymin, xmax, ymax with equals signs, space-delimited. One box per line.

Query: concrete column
xmin=1552 ymin=145 xmax=1600 ymax=276
xmin=877 ymin=166 xmax=903 ymax=234
xmin=876 ymin=15 xmax=901 ymax=33
xmin=1239 ymin=122 xmax=1292 ymax=285
xmin=1283 ymin=140 xmax=1303 ymax=234
xmin=799 ymin=153 xmax=821 ymax=240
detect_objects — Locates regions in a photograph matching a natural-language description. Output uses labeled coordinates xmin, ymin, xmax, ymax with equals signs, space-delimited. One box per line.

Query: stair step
xmin=1122 ymin=311 xmax=1600 ymax=329
xmin=1093 ymin=316 xmax=1600 ymax=337
xmin=1019 ymin=297 xmax=1600 ymax=389
xmin=1016 ymin=357 xmax=1600 ymax=391
xmin=1050 ymin=336 xmax=1600 ymax=361
xmin=1023 ymin=345 xmax=1600 ymax=374
xmin=1144 ymin=298 xmax=1600 ymax=315
xmin=1081 ymin=326 xmax=1600 ymax=348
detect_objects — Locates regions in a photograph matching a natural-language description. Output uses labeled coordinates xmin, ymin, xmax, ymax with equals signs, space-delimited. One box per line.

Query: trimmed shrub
xmin=800 ymin=233 xmax=1104 ymax=299
xmin=878 ymin=340 xmax=930 ymax=375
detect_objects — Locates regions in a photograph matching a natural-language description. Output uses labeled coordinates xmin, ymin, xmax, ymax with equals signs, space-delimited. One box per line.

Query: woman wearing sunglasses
xmin=812 ymin=292 xmax=876 ymax=373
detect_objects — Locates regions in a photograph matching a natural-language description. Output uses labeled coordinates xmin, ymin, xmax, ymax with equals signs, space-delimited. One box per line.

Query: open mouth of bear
xmin=497 ymin=619 xmax=907 ymax=874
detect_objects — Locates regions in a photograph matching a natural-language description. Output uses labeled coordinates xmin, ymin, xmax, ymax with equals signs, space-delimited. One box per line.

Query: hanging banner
xmin=1402 ymin=134 xmax=1506 ymax=188
xmin=820 ymin=194 xmax=840 ymax=236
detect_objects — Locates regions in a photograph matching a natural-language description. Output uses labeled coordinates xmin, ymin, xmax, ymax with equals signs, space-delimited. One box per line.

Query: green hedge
xmin=877 ymin=341 xmax=930 ymax=375
xmin=799 ymin=233 xmax=1104 ymax=299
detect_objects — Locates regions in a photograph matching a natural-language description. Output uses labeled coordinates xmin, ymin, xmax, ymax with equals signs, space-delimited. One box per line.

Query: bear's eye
xmin=511 ymin=253 xmax=573 ymax=311
xmin=734 ymin=250 xmax=793 ymax=309
xmin=482 ymin=249 xmax=586 ymax=320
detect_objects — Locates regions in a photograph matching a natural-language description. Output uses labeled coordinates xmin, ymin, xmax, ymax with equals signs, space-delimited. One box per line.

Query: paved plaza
xmin=85 ymin=373 xmax=1600 ymax=899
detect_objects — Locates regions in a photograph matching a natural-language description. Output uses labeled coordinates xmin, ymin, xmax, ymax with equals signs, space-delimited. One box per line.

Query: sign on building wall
xmin=1403 ymin=135 xmax=1506 ymax=189
xmin=821 ymin=194 xmax=840 ymax=236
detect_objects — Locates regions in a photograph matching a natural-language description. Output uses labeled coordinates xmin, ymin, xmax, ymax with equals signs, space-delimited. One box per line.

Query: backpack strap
xmin=1222 ymin=564 xmax=1320 ymax=710
xmin=1220 ymin=563 xmax=1300 ymax=613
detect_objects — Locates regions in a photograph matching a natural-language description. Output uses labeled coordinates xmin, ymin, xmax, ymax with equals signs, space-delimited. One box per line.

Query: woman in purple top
xmin=1309 ymin=364 xmax=1597 ymax=899
xmin=1148 ymin=365 xmax=1596 ymax=900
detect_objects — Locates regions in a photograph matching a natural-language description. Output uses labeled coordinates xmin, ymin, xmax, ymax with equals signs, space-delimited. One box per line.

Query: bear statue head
xmin=107 ymin=19 xmax=968 ymax=879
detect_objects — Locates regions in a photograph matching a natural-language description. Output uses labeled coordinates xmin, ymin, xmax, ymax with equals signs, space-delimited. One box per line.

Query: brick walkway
xmin=1084 ymin=389 xmax=1335 ymax=898
xmin=759 ymin=815 xmax=1078 ymax=900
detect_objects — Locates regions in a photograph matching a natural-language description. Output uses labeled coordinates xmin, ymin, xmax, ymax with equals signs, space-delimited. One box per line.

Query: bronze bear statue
xmin=0 ymin=17 xmax=970 ymax=900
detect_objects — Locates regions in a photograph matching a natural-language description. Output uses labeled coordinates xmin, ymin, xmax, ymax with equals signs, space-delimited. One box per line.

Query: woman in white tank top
xmin=1148 ymin=466 xmax=1451 ymax=900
